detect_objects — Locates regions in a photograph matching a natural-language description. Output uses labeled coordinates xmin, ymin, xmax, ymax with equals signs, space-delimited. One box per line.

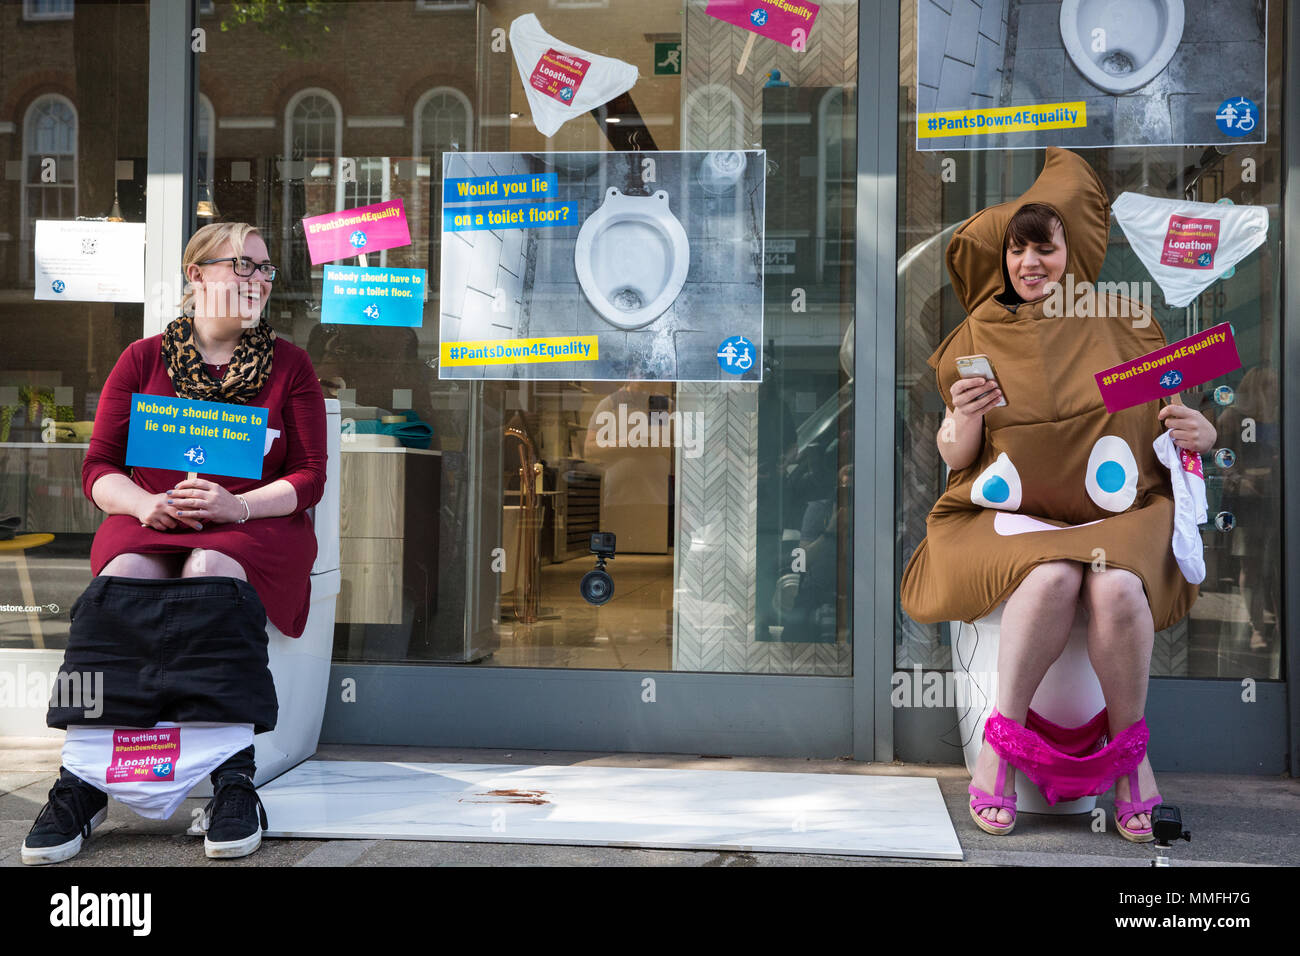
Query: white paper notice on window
xmin=34 ymin=220 xmax=146 ymax=303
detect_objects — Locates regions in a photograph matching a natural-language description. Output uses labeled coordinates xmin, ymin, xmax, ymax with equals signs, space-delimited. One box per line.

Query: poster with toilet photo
xmin=914 ymin=0 xmax=1268 ymax=151
xmin=438 ymin=150 xmax=765 ymax=382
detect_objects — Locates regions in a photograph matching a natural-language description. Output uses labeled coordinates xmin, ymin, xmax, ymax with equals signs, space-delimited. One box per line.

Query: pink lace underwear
xmin=983 ymin=708 xmax=1148 ymax=805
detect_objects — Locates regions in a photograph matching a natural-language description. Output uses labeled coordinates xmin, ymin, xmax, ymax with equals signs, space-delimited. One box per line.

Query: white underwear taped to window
xmin=62 ymin=722 xmax=254 ymax=820
xmin=1111 ymin=192 xmax=1268 ymax=308
xmin=509 ymin=13 xmax=638 ymax=137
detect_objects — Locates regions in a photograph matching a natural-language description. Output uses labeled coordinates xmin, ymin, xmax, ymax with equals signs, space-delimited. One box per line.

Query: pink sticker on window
xmin=1161 ymin=215 xmax=1220 ymax=270
xmin=107 ymin=727 xmax=179 ymax=784
xmin=529 ymin=49 xmax=590 ymax=105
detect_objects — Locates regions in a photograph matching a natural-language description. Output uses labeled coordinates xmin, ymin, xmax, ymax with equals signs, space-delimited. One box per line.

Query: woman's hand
xmin=135 ymin=492 xmax=202 ymax=532
xmin=1158 ymin=404 xmax=1216 ymax=455
xmin=167 ymin=478 xmax=244 ymax=526
xmin=949 ymin=376 xmax=1002 ymax=423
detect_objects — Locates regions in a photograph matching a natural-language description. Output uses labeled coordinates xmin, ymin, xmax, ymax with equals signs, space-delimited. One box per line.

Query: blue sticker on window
xmin=716 ymin=335 xmax=756 ymax=374
xmin=1215 ymin=97 xmax=1259 ymax=137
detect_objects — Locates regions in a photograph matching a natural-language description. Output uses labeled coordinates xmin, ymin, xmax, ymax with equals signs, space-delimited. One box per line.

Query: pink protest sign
xmin=1095 ymin=322 xmax=1241 ymax=414
xmin=107 ymin=727 xmax=180 ymax=784
xmin=705 ymin=0 xmax=820 ymax=49
xmin=1161 ymin=214 xmax=1220 ymax=270
xmin=530 ymin=48 xmax=590 ymax=104
xmin=302 ymin=199 xmax=411 ymax=265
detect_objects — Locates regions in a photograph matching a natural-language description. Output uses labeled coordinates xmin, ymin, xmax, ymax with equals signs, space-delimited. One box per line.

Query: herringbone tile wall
xmin=672 ymin=2 xmax=857 ymax=675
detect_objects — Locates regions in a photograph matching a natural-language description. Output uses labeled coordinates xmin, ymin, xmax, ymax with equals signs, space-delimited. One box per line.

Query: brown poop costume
xmin=900 ymin=147 xmax=1198 ymax=631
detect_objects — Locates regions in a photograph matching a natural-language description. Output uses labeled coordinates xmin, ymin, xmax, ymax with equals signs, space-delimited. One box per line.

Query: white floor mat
xmin=259 ymin=761 xmax=962 ymax=859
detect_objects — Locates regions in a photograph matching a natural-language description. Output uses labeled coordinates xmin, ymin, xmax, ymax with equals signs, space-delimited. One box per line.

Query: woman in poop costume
xmin=899 ymin=148 xmax=1215 ymax=841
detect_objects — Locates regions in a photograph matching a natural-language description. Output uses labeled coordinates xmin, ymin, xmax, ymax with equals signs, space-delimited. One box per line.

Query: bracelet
xmin=236 ymin=494 xmax=251 ymax=524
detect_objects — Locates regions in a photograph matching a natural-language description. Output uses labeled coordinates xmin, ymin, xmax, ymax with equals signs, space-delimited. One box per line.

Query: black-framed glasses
xmin=198 ymin=256 xmax=278 ymax=280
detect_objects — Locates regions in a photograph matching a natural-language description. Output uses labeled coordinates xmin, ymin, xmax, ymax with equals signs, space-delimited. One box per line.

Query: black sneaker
xmin=21 ymin=767 xmax=109 ymax=865
xmin=202 ymin=771 xmax=268 ymax=859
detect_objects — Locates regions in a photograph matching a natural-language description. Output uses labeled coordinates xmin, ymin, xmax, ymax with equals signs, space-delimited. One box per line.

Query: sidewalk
xmin=3 ymin=738 xmax=1296 ymax=867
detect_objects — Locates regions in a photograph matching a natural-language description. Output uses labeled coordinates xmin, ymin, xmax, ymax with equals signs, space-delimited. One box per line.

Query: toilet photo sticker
xmin=437 ymin=150 xmax=765 ymax=382
xmin=913 ymin=0 xmax=1268 ymax=151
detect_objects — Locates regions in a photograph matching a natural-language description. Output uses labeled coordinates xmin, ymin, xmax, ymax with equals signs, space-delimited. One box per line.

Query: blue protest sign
xmin=321 ymin=265 xmax=426 ymax=327
xmin=125 ymin=393 xmax=267 ymax=479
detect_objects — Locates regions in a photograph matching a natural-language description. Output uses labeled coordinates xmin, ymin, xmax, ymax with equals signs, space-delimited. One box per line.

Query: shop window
xmin=196 ymin=94 xmax=216 ymax=218
xmin=682 ymin=84 xmax=743 ymax=151
xmin=283 ymin=88 xmax=342 ymax=279
xmin=21 ymin=94 xmax=78 ymax=281
xmin=895 ymin=0 xmax=1285 ymax=681
xmin=1 ymin=0 xmax=146 ymax=657
xmin=414 ymin=86 xmax=472 ymax=178
xmin=24 ymin=0 xmax=74 ymax=20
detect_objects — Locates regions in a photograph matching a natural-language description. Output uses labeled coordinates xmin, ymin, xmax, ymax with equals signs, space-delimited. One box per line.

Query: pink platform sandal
xmin=1114 ymin=772 xmax=1162 ymax=843
xmin=968 ymin=749 xmax=1017 ymax=836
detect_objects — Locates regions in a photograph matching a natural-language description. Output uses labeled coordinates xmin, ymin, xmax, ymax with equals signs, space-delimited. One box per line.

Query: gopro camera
xmin=580 ymin=532 xmax=616 ymax=605
xmin=1151 ymin=804 xmax=1190 ymax=846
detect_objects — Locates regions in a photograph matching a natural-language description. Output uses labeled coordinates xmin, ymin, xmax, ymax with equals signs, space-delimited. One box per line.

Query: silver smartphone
xmin=955 ymin=354 xmax=1007 ymax=408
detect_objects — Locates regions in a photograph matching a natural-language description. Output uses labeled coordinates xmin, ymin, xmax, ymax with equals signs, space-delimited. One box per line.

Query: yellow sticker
xmin=918 ymin=102 xmax=1088 ymax=138
xmin=441 ymin=335 xmax=599 ymax=366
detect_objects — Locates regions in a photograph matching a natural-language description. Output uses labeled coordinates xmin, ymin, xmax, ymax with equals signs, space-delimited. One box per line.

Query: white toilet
xmin=1060 ymin=0 xmax=1184 ymax=96
xmin=952 ymin=603 xmax=1106 ymax=815
xmin=574 ymin=187 xmax=689 ymax=331
xmin=192 ymin=398 xmax=342 ymax=794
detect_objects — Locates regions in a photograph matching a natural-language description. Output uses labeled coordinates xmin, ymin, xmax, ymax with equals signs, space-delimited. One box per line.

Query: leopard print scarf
xmin=160 ymin=316 xmax=276 ymax=404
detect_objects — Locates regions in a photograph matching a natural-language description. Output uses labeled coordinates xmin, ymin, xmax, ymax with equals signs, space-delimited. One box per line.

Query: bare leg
xmin=180 ymin=548 xmax=247 ymax=581
xmin=1081 ymin=567 xmax=1158 ymax=831
xmin=100 ymin=552 xmax=183 ymax=578
xmin=970 ymin=560 xmax=1084 ymax=825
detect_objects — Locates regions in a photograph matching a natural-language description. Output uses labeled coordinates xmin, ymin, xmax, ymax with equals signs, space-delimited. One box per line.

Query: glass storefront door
xmin=894 ymin=0 xmax=1288 ymax=767
xmin=185 ymin=0 xmax=862 ymax=754
xmin=0 ymin=0 xmax=149 ymax=655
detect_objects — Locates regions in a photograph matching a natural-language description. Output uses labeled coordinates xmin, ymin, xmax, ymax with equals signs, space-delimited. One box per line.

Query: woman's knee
xmin=1020 ymin=560 xmax=1084 ymax=599
xmin=1083 ymin=568 xmax=1148 ymax=620
xmin=180 ymin=548 xmax=247 ymax=580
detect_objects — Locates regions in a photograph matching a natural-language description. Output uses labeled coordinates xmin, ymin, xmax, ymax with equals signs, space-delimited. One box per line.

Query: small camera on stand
xmin=580 ymin=532 xmax=616 ymax=606
xmin=1150 ymin=804 xmax=1191 ymax=867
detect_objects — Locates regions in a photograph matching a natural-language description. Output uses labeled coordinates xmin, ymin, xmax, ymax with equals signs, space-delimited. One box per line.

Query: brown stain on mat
xmin=458 ymin=788 xmax=550 ymax=805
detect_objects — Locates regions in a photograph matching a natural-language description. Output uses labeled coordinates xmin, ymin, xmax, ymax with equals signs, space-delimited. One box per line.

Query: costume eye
xmin=971 ymin=452 xmax=1022 ymax=511
xmin=1085 ymin=436 xmax=1139 ymax=512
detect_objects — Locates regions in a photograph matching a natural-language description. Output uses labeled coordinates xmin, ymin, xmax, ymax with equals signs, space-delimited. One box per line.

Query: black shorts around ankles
xmin=46 ymin=575 xmax=278 ymax=735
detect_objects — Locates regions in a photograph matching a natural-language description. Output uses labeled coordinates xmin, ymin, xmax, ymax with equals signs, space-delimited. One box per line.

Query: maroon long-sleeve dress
xmin=82 ymin=333 xmax=328 ymax=638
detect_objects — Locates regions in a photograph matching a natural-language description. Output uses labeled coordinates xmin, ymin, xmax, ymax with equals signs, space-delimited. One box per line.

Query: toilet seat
xmin=1060 ymin=0 xmax=1184 ymax=96
xmin=574 ymin=187 xmax=689 ymax=331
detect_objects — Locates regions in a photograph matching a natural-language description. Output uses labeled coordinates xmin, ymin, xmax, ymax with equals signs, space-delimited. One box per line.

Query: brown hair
xmin=180 ymin=222 xmax=262 ymax=316
xmin=1005 ymin=203 xmax=1062 ymax=249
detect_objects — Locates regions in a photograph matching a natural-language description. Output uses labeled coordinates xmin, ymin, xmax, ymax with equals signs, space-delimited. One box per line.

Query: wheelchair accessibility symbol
xmin=349 ymin=230 xmax=368 ymax=249
xmin=1215 ymin=97 xmax=1258 ymax=137
xmin=152 ymin=762 xmax=173 ymax=778
xmin=183 ymin=444 xmax=206 ymax=467
xmin=717 ymin=335 xmax=756 ymax=374
xmin=1159 ymin=370 xmax=1184 ymax=390
xmin=750 ymin=8 xmax=768 ymax=27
